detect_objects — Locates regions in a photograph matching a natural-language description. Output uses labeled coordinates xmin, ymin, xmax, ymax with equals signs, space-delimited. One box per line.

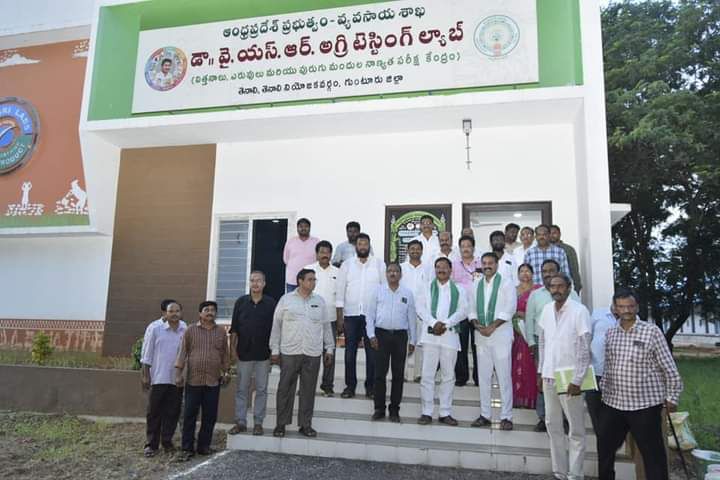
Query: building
xmin=0 ymin=0 xmax=629 ymax=355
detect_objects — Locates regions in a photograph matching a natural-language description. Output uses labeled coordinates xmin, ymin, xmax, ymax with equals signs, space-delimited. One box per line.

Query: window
xmin=215 ymin=220 xmax=250 ymax=319
xmin=462 ymin=202 xmax=552 ymax=253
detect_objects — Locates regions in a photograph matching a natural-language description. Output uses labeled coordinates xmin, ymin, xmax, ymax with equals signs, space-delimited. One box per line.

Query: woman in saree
xmin=512 ymin=263 xmax=541 ymax=408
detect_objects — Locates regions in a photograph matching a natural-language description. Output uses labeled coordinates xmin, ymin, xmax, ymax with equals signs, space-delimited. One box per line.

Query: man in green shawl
xmin=416 ymin=257 xmax=468 ymax=427
xmin=469 ymin=252 xmax=517 ymax=431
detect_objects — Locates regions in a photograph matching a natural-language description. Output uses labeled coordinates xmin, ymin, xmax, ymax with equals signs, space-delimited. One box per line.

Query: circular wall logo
xmin=144 ymin=47 xmax=188 ymax=91
xmin=0 ymin=97 xmax=40 ymax=175
xmin=474 ymin=15 xmax=521 ymax=59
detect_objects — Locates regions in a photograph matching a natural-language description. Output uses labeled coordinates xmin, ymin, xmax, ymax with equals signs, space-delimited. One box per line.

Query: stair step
xmin=227 ymin=429 xmax=635 ymax=479
xmin=259 ymin=392 xmax=594 ymax=428
xmin=236 ymin=410 xmax=600 ymax=452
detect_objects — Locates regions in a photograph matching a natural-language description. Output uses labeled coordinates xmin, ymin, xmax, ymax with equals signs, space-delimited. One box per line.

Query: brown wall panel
xmin=102 ymin=145 xmax=216 ymax=356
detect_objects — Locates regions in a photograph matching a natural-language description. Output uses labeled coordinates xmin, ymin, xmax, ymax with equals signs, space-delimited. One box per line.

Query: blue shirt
xmin=590 ymin=307 xmax=618 ymax=377
xmin=365 ymin=284 xmax=417 ymax=345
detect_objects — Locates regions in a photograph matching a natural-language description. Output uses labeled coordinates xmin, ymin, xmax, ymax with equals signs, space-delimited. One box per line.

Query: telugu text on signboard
xmin=132 ymin=0 xmax=538 ymax=113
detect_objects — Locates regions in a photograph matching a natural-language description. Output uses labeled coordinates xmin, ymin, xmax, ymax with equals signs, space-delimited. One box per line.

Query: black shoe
xmin=321 ymin=387 xmax=335 ymax=397
xmin=196 ymin=447 xmax=214 ymax=456
xmin=178 ymin=450 xmax=194 ymax=462
xmin=162 ymin=444 xmax=176 ymax=454
xmin=534 ymin=420 xmax=547 ymax=432
xmin=371 ymin=410 xmax=385 ymax=421
xmin=417 ymin=415 xmax=432 ymax=425
xmin=341 ymin=389 xmax=355 ymax=399
xmin=273 ymin=425 xmax=286 ymax=437
xmin=438 ymin=415 xmax=459 ymax=426
xmin=471 ymin=415 xmax=492 ymax=427
xmin=299 ymin=426 xmax=317 ymax=437
xmin=143 ymin=446 xmax=158 ymax=457
xmin=365 ymin=390 xmax=374 ymax=399
xmin=455 ymin=382 xmax=467 ymax=387
xmin=388 ymin=413 xmax=401 ymax=423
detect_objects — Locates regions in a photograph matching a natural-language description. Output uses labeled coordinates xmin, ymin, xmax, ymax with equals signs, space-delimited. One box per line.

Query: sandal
xmin=228 ymin=423 xmax=247 ymax=435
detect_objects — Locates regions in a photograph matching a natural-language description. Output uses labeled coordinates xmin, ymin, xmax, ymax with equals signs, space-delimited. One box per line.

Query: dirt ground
xmin=0 ymin=412 xmax=699 ymax=480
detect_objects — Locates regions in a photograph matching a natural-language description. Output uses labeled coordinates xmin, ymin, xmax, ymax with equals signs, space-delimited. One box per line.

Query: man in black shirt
xmin=228 ymin=270 xmax=277 ymax=436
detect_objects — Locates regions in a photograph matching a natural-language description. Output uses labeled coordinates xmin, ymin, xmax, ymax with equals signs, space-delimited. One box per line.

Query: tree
xmin=603 ymin=0 xmax=720 ymax=342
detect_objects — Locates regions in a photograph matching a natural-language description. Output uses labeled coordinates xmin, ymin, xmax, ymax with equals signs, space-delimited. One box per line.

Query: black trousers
xmin=181 ymin=384 xmax=220 ymax=452
xmin=455 ymin=319 xmax=478 ymax=385
xmin=344 ymin=315 xmax=375 ymax=394
xmin=597 ymin=403 xmax=668 ymax=480
xmin=373 ymin=328 xmax=408 ymax=414
xmin=145 ymin=384 xmax=183 ymax=450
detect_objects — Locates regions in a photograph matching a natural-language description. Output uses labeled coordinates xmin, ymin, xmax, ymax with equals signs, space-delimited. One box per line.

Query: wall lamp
xmin=462 ymin=119 xmax=472 ymax=170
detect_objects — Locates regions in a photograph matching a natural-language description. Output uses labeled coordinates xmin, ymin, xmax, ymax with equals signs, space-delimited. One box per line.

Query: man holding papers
xmin=538 ymin=273 xmax=592 ymax=480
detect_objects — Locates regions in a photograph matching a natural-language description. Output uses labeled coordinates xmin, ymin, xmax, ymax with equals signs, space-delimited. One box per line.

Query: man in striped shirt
xmin=597 ymin=289 xmax=683 ymax=480
xmin=175 ymin=301 xmax=230 ymax=460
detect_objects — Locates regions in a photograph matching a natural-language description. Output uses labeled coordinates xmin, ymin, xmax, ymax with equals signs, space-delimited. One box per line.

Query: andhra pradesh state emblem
xmin=144 ymin=46 xmax=188 ymax=92
xmin=0 ymin=97 xmax=40 ymax=175
xmin=474 ymin=15 xmax=521 ymax=59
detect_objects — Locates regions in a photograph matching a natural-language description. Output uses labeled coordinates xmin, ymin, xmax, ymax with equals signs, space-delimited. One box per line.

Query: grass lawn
xmin=0 ymin=412 xmax=226 ymax=480
xmin=676 ymin=357 xmax=720 ymax=451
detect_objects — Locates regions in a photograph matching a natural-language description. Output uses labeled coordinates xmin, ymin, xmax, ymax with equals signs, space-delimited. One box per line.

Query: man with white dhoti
xmin=416 ymin=257 xmax=467 ymax=426
xmin=469 ymin=252 xmax=517 ymax=430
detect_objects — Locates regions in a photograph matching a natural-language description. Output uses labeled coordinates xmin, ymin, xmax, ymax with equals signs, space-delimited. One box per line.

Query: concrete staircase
xmin=227 ymin=348 xmax=636 ymax=478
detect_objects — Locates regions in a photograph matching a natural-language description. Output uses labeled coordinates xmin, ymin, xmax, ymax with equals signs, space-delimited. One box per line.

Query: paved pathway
xmin=170 ymin=450 xmax=556 ymax=480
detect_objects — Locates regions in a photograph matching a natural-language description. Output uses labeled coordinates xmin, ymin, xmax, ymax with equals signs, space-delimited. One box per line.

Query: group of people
xmin=139 ymin=217 xmax=684 ymax=480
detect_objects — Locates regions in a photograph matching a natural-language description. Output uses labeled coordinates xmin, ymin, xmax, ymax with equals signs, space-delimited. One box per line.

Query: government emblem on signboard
xmin=144 ymin=46 xmax=188 ymax=91
xmin=0 ymin=97 xmax=40 ymax=175
xmin=474 ymin=15 xmax=521 ymax=59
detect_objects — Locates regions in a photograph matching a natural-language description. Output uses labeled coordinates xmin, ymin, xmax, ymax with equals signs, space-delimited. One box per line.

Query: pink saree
xmin=512 ymin=284 xmax=541 ymax=409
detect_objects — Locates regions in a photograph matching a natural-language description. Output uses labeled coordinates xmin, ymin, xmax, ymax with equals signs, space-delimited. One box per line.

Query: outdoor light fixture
xmin=462 ymin=119 xmax=472 ymax=170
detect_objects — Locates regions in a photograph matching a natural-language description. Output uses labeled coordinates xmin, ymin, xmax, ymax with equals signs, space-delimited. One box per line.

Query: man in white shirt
xmin=513 ymin=226 xmax=536 ymax=268
xmin=504 ymin=222 xmax=522 ymax=254
xmin=152 ymin=58 xmax=174 ymax=89
xmin=538 ymin=273 xmax=592 ymax=480
xmin=412 ymin=214 xmax=440 ymax=266
xmin=416 ymin=257 xmax=467 ymax=426
xmin=305 ymin=240 xmax=340 ymax=397
xmin=336 ymin=233 xmax=385 ymax=399
xmin=490 ymin=230 xmax=519 ymax=286
xmin=401 ymin=240 xmax=430 ymax=382
xmin=435 ymin=231 xmax=460 ymax=263
xmin=270 ymin=269 xmax=335 ymax=438
xmin=140 ymin=298 xmax=177 ymax=373
xmin=140 ymin=301 xmax=186 ymax=456
xmin=468 ymin=252 xmax=517 ymax=430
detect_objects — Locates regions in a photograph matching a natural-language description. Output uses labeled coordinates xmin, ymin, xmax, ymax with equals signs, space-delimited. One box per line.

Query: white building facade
xmin=0 ymin=0 xmax=629 ymax=354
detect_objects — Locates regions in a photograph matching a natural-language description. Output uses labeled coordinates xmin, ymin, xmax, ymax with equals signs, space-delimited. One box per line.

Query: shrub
xmin=130 ymin=337 xmax=143 ymax=371
xmin=31 ymin=332 xmax=54 ymax=365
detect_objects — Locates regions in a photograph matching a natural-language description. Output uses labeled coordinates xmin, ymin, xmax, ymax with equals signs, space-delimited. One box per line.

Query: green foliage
xmin=677 ymin=357 xmax=720 ymax=450
xmin=603 ymin=0 xmax=720 ymax=339
xmin=31 ymin=332 xmax=54 ymax=366
xmin=131 ymin=337 xmax=143 ymax=371
xmin=0 ymin=349 xmax=133 ymax=370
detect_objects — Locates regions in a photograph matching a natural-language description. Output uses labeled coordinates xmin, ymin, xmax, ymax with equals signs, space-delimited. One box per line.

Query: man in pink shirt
xmin=283 ymin=218 xmax=319 ymax=292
